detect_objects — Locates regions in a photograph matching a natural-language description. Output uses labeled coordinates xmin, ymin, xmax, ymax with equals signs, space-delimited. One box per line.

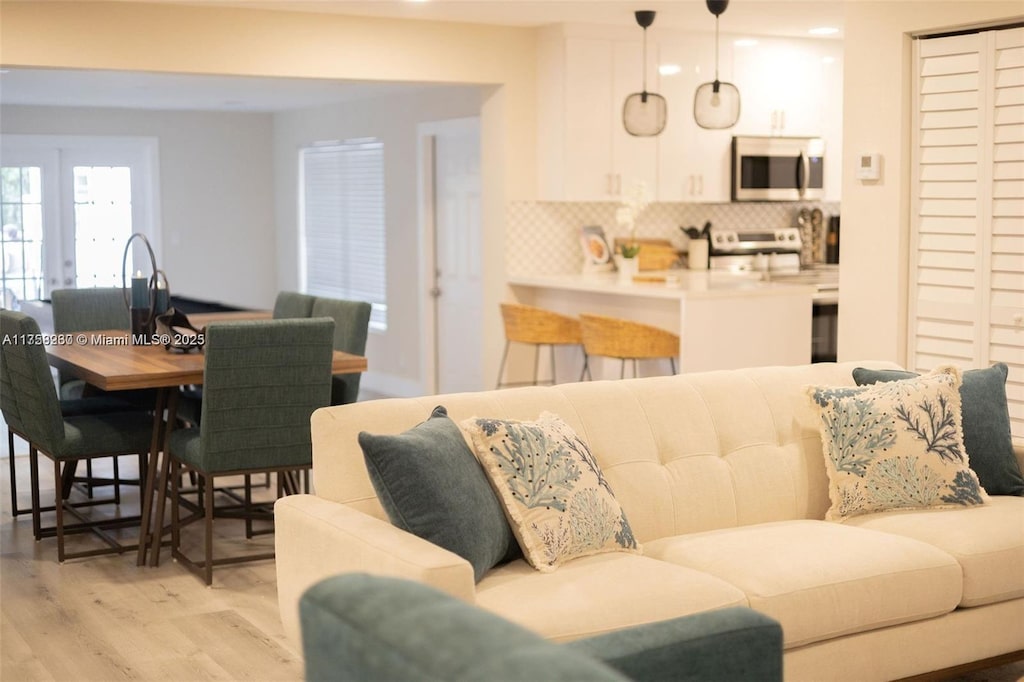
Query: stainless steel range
xmin=705 ymin=225 xmax=839 ymax=362
xmin=707 ymin=226 xmax=803 ymax=274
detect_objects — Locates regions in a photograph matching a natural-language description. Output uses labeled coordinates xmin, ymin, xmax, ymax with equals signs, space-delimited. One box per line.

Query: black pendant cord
xmin=641 ymin=26 xmax=649 ymax=100
xmin=714 ymin=14 xmax=721 ymax=85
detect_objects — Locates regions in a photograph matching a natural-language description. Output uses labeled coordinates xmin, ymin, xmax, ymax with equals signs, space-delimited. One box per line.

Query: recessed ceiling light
xmin=734 ymin=39 xmax=758 ymax=47
xmin=809 ymin=27 xmax=839 ymax=36
xmin=658 ymin=64 xmax=681 ymax=76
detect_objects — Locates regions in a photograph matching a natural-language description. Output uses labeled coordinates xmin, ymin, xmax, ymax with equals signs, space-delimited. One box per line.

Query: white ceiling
xmin=0 ymin=0 xmax=845 ymax=113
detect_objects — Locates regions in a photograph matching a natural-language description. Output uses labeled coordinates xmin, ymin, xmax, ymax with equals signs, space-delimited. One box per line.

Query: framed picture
xmin=579 ymin=225 xmax=613 ymax=271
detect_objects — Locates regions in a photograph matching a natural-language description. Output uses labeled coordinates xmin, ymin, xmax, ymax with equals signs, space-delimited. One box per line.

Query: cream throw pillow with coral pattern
xmin=809 ymin=365 xmax=986 ymax=521
xmin=460 ymin=412 xmax=639 ymax=572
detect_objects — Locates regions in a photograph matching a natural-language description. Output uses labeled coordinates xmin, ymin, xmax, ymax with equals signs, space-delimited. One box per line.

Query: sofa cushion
xmin=809 ymin=366 xmax=986 ymax=521
xmin=359 ymin=406 xmax=520 ymax=583
xmin=474 ymin=553 xmax=749 ymax=643
xmin=853 ymin=363 xmax=1024 ymax=496
xmin=643 ymin=520 xmax=963 ymax=648
xmin=844 ymin=496 xmax=1024 ymax=607
xmin=461 ymin=412 xmax=639 ymax=572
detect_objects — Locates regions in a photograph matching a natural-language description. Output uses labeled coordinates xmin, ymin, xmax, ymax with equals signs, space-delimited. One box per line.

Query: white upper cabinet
xmin=538 ymin=25 xmax=844 ymax=203
xmin=538 ymin=26 xmax=658 ymax=201
xmin=657 ymin=33 xmax=733 ymax=203
xmin=732 ymin=36 xmax=844 ymax=201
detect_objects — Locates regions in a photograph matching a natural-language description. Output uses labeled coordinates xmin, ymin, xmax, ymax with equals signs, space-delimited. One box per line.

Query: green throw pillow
xmin=359 ymin=406 xmax=521 ymax=583
xmin=853 ymin=364 xmax=1023 ymax=496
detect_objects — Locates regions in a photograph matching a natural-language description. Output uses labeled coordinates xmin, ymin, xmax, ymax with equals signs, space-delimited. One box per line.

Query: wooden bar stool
xmin=579 ymin=313 xmax=680 ymax=379
xmin=496 ymin=303 xmax=590 ymax=388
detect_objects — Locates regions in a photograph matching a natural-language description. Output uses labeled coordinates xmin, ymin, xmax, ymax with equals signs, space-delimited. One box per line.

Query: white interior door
xmin=419 ymin=118 xmax=482 ymax=394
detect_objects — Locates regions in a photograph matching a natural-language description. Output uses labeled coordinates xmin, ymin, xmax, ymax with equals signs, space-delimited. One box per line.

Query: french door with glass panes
xmin=0 ymin=135 xmax=159 ymax=307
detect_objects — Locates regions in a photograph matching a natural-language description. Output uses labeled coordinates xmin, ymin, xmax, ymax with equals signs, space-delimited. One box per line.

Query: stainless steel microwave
xmin=731 ymin=136 xmax=825 ymax=201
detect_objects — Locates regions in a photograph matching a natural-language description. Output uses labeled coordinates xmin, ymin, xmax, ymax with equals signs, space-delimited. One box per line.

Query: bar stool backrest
xmin=501 ymin=303 xmax=582 ymax=346
xmin=579 ymin=313 xmax=679 ymax=360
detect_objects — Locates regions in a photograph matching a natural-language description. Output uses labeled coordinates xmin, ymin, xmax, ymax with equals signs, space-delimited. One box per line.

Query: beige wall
xmin=839 ymin=1 xmax=1023 ymax=364
xmin=273 ymin=86 xmax=483 ymax=396
xmin=0 ymin=0 xmax=537 ymax=386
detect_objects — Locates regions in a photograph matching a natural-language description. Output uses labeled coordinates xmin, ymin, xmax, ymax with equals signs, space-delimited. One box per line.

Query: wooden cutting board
xmin=613 ymin=238 xmax=682 ymax=271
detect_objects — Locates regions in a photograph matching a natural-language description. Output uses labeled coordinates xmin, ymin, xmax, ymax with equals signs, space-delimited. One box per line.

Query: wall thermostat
xmin=857 ymin=153 xmax=881 ymax=181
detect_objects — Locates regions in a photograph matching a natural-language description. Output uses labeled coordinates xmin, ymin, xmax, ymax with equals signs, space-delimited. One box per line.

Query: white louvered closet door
xmin=910 ymin=27 xmax=1024 ymax=441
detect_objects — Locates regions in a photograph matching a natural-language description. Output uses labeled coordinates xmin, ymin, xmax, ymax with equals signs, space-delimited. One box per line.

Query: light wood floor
xmin=1 ymin=448 xmax=304 ymax=681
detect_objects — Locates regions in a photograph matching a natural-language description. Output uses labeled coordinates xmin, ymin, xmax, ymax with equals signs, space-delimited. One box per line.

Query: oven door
xmin=812 ymin=301 xmax=838 ymax=363
xmin=732 ymin=136 xmax=825 ymax=201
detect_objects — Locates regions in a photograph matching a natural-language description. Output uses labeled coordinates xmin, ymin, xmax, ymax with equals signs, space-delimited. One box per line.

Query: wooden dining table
xmin=44 ymin=310 xmax=368 ymax=566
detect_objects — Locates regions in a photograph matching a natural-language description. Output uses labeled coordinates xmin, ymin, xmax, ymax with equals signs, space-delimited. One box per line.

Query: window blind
xmin=300 ymin=139 xmax=387 ymax=329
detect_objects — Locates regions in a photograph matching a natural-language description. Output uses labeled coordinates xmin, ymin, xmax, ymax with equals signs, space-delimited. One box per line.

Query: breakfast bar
xmin=508 ymin=271 xmax=815 ymax=378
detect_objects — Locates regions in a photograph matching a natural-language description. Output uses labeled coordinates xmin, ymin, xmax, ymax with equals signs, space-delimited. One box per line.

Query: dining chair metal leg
xmin=670 ymin=358 xmax=677 ymax=375
xmin=533 ymin=345 xmax=541 ymax=385
xmin=170 ymin=459 xmax=181 ymax=553
xmin=30 ymin=445 xmax=41 ymax=540
xmin=203 ymin=474 xmax=215 ymax=586
xmin=8 ymin=431 xmax=22 ymax=516
xmin=244 ymin=474 xmax=254 ymax=539
xmin=54 ymin=458 xmax=66 ymax=563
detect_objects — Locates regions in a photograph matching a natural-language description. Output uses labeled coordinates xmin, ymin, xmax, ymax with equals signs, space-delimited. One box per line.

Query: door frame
xmin=416 ymin=117 xmax=481 ymax=395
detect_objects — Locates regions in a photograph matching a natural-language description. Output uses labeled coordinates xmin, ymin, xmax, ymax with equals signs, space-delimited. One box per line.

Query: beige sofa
xmin=275 ymin=361 xmax=1024 ymax=681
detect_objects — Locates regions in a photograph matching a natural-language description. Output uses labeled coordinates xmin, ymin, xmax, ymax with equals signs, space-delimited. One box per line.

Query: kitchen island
xmin=508 ymin=271 xmax=815 ymax=379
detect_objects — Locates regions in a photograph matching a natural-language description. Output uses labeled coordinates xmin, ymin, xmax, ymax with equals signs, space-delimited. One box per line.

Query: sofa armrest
xmin=301 ymin=573 xmax=628 ymax=682
xmin=274 ymin=495 xmax=476 ymax=649
xmin=566 ymin=607 xmax=783 ymax=682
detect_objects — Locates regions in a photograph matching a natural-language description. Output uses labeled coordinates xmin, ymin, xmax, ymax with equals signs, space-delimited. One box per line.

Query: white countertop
xmin=508 ymin=270 xmax=817 ymax=300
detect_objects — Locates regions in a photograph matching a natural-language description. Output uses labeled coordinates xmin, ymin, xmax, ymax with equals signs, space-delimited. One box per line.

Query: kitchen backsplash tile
xmin=506 ymin=201 xmax=841 ymax=276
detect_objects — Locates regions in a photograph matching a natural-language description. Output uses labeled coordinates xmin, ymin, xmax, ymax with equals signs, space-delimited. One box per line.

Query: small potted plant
xmin=614 ymin=180 xmax=650 ymax=282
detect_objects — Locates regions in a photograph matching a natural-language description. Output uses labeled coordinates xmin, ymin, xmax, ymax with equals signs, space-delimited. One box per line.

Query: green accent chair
xmin=165 ymin=317 xmax=334 ymax=585
xmin=300 ymin=574 xmax=784 ymax=682
xmin=310 ymin=297 xmax=371 ymax=405
xmin=273 ymin=291 xmax=317 ymax=319
xmin=0 ymin=310 xmax=154 ymax=561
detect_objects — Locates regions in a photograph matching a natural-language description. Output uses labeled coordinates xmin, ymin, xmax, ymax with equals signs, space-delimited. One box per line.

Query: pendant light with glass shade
xmin=623 ymin=10 xmax=667 ymax=137
xmin=694 ymin=0 xmax=740 ymax=129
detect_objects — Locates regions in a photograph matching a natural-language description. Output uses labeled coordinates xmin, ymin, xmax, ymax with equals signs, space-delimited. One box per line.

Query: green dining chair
xmin=164 ymin=317 xmax=334 ymax=584
xmin=1 ymin=336 xmax=30 ymax=516
xmin=2 ymin=312 xmax=147 ymax=517
xmin=310 ymin=296 xmax=371 ymax=405
xmin=0 ymin=310 xmax=154 ymax=561
xmin=176 ymin=290 xmax=317 ymax=427
xmin=50 ymin=288 xmax=130 ymax=399
xmin=272 ymin=291 xmax=317 ymax=319
xmin=50 ymin=287 xmax=153 ymax=500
